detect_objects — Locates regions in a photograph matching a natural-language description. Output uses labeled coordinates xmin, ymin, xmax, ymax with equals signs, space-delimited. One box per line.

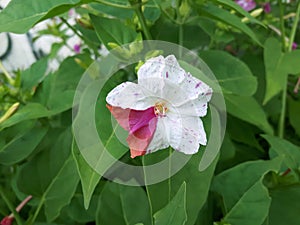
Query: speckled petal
xmin=137 ymin=55 xmax=186 ymax=97
xmin=163 ymin=55 xmax=186 ymax=84
xmin=168 ymin=115 xmax=207 ymax=154
xmin=106 ymin=82 xmax=155 ymax=110
xmin=146 ymin=118 xmax=170 ymax=154
xmin=137 ymin=55 xmax=165 ymax=96
xmin=175 ymin=88 xmax=212 ymax=117
xmin=179 ymin=72 xmax=212 ymax=100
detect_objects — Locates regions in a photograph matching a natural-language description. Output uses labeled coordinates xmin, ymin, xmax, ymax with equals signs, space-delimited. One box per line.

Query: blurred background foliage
xmin=0 ymin=0 xmax=300 ymax=225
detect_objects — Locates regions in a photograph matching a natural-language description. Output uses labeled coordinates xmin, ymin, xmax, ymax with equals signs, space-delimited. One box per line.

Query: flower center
xmin=154 ymin=102 xmax=168 ymax=117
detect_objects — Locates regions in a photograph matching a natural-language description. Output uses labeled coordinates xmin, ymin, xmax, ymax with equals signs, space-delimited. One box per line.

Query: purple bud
xmin=263 ymin=2 xmax=271 ymax=13
xmin=292 ymin=42 xmax=297 ymax=50
xmin=74 ymin=44 xmax=81 ymax=53
xmin=235 ymin=0 xmax=256 ymax=11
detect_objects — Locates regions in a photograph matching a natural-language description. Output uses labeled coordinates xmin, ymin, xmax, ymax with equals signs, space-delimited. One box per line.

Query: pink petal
xmin=128 ymin=108 xmax=157 ymax=157
xmin=106 ymin=104 xmax=130 ymax=130
xmin=107 ymin=105 xmax=158 ymax=158
xmin=1 ymin=217 xmax=14 ymax=225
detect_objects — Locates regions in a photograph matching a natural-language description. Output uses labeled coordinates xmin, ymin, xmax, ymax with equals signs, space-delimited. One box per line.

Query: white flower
xmin=106 ymin=55 xmax=212 ymax=158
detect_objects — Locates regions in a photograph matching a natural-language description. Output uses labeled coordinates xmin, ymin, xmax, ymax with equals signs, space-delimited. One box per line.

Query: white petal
xmin=161 ymin=80 xmax=188 ymax=105
xmin=167 ymin=115 xmax=207 ymax=154
xmin=106 ymin=82 xmax=155 ymax=110
xmin=137 ymin=56 xmax=165 ymax=96
xmin=163 ymin=55 xmax=186 ymax=84
xmin=175 ymin=93 xmax=211 ymax=117
xmin=137 ymin=55 xmax=186 ymax=96
xmin=146 ymin=118 xmax=169 ymax=153
xmin=179 ymin=72 xmax=212 ymax=100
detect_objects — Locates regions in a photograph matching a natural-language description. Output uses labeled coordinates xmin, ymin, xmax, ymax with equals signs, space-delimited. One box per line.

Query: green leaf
xmin=154 ymin=182 xmax=187 ymax=225
xmin=199 ymin=50 xmax=257 ymax=96
xmin=17 ymin=128 xmax=79 ymax=222
xmin=90 ymin=14 xmax=138 ymax=49
xmin=213 ymin=157 xmax=283 ymax=224
xmin=66 ymin=194 xmax=98 ymax=223
xmin=0 ymin=55 xmax=87 ymax=130
xmin=281 ymin=50 xmax=300 ymax=75
xmin=72 ymin=140 xmax=100 ymax=209
xmin=0 ymin=0 xmax=90 ymax=33
xmin=225 ymin=94 xmax=273 ymax=134
xmin=0 ymin=103 xmax=57 ymax=131
xmin=216 ymin=0 xmax=264 ymax=26
xmin=96 ymin=182 xmax=152 ymax=225
xmin=34 ymin=55 xmax=87 ymax=111
xmin=21 ymin=57 xmax=48 ymax=93
xmin=262 ymin=135 xmax=300 ymax=173
xmin=199 ymin=3 xmax=261 ymax=45
xmin=0 ymin=120 xmax=48 ymax=165
xmin=269 ymin=184 xmax=300 ymax=225
xmin=212 ymin=157 xmax=282 ymax=211
xmin=89 ymin=2 xmax=134 ymax=19
xmin=72 ymin=67 xmax=129 ymax=193
xmin=144 ymin=150 xmax=219 ymax=225
xmin=223 ymin=178 xmax=271 ymax=225
xmin=288 ymin=97 xmax=300 ymax=136
xmin=227 ymin=117 xmax=263 ymax=151
xmin=263 ymin=38 xmax=300 ymax=104
xmin=263 ymin=38 xmax=285 ymax=104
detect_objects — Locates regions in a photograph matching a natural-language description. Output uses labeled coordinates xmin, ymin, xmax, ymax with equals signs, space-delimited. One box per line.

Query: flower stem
xmin=278 ymin=1 xmax=300 ymax=138
xmin=168 ymin=146 xmax=172 ymax=203
xmin=288 ymin=1 xmax=300 ymax=51
xmin=294 ymin=77 xmax=300 ymax=93
xmin=131 ymin=0 xmax=152 ymax=40
xmin=178 ymin=24 xmax=183 ymax=57
xmin=0 ymin=187 xmax=23 ymax=225
xmin=60 ymin=17 xmax=100 ymax=57
xmin=15 ymin=196 xmax=32 ymax=213
xmin=278 ymin=0 xmax=286 ymax=51
xmin=27 ymin=196 xmax=44 ymax=225
xmin=278 ymin=80 xmax=287 ymax=138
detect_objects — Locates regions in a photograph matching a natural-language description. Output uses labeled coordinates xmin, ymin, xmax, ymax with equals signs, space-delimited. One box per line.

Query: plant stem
xmin=278 ymin=0 xmax=287 ymax=51
xmin=60 ymin=17 xmax=84 ymax=40
xmin=278 ymin=1 xmax=300 ymax=138
xmin=168 ymin=146 xmax=172 ymax=203
xmin=178 ymin=24 xmax=184 ymax=58
xmin=27 ymin=197 xmax=44 ymax=225
xmin=142 ymin=157 xmax=154 ymax=225
xmin=132 ymin=0 xmax=152 ymax=40
xmin=288 ymin=1 xmax=300 ymax=51
xmin=60 ymin=17 xmax=100 ymax=57
xmin=278 ymin=80 xmax=287 ymax=138
xmin=0 ymin=187 xmax=23 ymax=225
xmin=277 ymin=0 xmax=286 ymax=138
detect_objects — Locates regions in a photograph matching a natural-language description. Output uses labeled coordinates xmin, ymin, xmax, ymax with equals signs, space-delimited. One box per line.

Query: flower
xmin=292 ymin=42 xmax=298 ymax=50
xmin=0 ymin=196 xmax=32 ymax=225
xmin=263 ymin=2 xmax=271 ymax=13
xmin=0 ymin=216 xmax=13 ymax=225
xmin=294 ymin=77 xmax=300 ymax=94
xmin=73 ymin=43 xmax=81 ymax=54
xmin=235 ymin=0 xmax=256 ymax=11
xmin=106 ymin=55 xmax=212 ymax=158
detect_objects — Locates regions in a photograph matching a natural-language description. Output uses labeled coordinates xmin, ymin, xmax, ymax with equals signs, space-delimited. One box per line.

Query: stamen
xmin=154 ymin=102 xmax=168 ymax=117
